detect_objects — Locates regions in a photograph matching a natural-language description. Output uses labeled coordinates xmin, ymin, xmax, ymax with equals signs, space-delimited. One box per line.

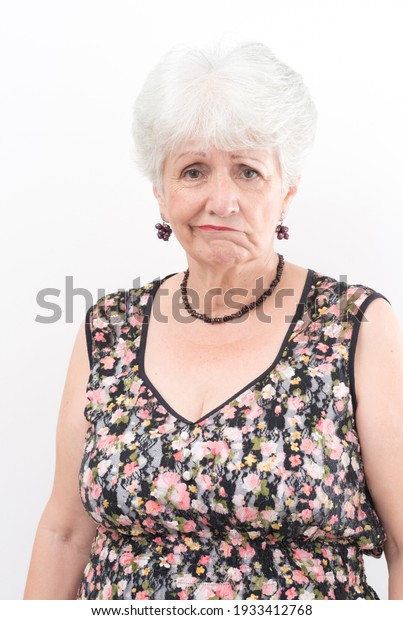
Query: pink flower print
xmin=110 ymin=408 xmax=125 ymax=424
xmin=115 ymin=339 xmax=127 ymax=358
xmin=345 ymin=430 xmax=358 ymax=444
xmin=261 ymin=509 xmax=277 ymax=522
xmin=154 ymin=471 xmax=181 ymax=492
xmin=246 ymin=402 xmax=264 ymax=420
xmin=117 ymin=515 xmax=132 ymax=526
xmin=221 ymin=404 xmax=236 ymax=418
xmin=235 ymin=506 xmax=259 ymax=522
xmin=183 ymin=520 xmax=197 ymax=533
xmin=223 ymin=426 xmax=242 ymax=441
xmin=287 ymin=396 xmax=305 ymax=411
xmin=227 ymin=567 xmax=243 ymax=582
xmin=119 ymin=552 xmax=134 ymax=566
xmin=301 ymin=438 xmax=315 ymax=454
xmin=290 ymin=455 xmax=301 ymax=467
xmin=220 ymin=540 xmax=234 ymax=558
xmin=88 ymin=387 xmax=107 ymax=405
xmin=176 ymin=575 xmax=198 ymax=589
xmin=100 ymin=356 xmax=115 ymax=370
xmin=312 ymin=561 xmax=325 ymax=582
xmin=357 ymin=507 xmax=367 ymax=521
xmin=195 ymin=473 xmax=213 ymax=491
xmin=261 ymin=440 xmax=277 ymax=456
xmin=215 ymin=583 xmax=235 ymax=599
xmin=135 ymin=591 xmax=150 ymax=599
xmin=82 ymin=467 xmax=93 ymax=486
xmin=165 ymin=553 xmax=175 ymax=566
xmin=89 ymin=483 xmax=102 ymax=500
xmin=170 ymin=483 xmax=191 ymax=510
xmin=316 ymin=342 xmax=329 ymax=353
xmin=123 ymin=348 xmax=136 ymax=366
xmin=261 ymin=384 xmax=276 ymax=400
xmin=301 ymin=509 xmax=312 ymax=522
xmin=205 ymin=441 xmax=230 ymax=461
xmin=323 ymin=323 xmax=342 ymax=338
xmin=239 ymin=543 xmax=256 ymax=560
xmin=333 ymin=382 xmax=350 ymax=398
xmin=102 ymin=583 xmax=112 ymax=599
xmin=93 ymin=331 xmax=106 ymax=344
xmin=285 ymin=587 xmax=298 ymax=599
xmin=242 ymin=473 xmax=261 ymax=491
xmin=129 ymin=312 xmax=144 ymax=327
xmin=317 ymin=362 xmax=333 ymax=375
xmin=316 ymin=417 xmax=335 ymax=435
xmin=97 ymin=434 xmax=116 ymax=450
xmin=194 ymin=583 xmax=216 ymax=599
xmin=292 ymin=570 xmax=309 ymax=584
xmin=262 ymin=579 xmax=278 ymax=595
xmin=237 ymin=390 xmax=255 ymax=407
xmin=145 ymin=500 xmax=163 ymax=515
xmin=330 ymin=437 xmax=343 ymax=460
xmin=293 ymin=548 xmax=314 ymax=561
xmin=343 ymin=501 xmax=355 ymax=519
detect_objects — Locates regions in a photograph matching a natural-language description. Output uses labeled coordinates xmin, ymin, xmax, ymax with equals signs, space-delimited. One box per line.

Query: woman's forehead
xmin=169 ymin=144 xmax=275 ymax=162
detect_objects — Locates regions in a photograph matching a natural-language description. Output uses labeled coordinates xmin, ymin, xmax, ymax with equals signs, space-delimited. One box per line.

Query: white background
xmin=1 ymin=0 xmax=402 ymax=600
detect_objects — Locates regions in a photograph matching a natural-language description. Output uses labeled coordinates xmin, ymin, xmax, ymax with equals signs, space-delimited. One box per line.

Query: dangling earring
xmin=155 ymin=216 xmax=172 ymax=241
xmin=275 ymin=210 xmax=289 ymax=240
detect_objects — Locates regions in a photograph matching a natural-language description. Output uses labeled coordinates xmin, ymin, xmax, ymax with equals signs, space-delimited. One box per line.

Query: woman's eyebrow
xmin=175 ymin=151 xmax=267 ymax=166
xmin=175 ymin=151 xmax=206 ymax=162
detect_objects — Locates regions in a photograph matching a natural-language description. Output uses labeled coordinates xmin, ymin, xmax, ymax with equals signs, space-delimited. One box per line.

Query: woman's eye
xmin=182 ymin=168 xmax=202 ymax=179
xmin=242 ymin=167 xmax=259 ymax=179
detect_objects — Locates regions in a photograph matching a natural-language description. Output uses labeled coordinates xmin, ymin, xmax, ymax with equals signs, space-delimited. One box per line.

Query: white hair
xmin=131 ymin=40 xmax=317 ymax=196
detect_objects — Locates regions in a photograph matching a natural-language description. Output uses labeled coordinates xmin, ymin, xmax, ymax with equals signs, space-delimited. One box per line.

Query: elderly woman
xmin=24 ymin=41 xmax=403 ymax=601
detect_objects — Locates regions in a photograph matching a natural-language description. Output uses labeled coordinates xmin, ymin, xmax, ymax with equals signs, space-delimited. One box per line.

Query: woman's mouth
xmin=196 ymin=225 xmax=238 ymax=231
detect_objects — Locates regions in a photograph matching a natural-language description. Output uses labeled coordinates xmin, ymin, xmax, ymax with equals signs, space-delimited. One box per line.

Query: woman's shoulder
xmin=84 ymin=279 xmax=160 ymax=365
xmin=86 ymin=273 xmax=175 ymax=329
xmin=308 ymin=267 xmax=391 ymax=322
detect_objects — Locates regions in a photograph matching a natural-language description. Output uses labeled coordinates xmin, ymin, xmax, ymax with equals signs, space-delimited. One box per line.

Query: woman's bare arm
xmin=354 ymin=297 xmax=403 ymax=599
xmin=23 ymin=318 xmax=98 ymax=599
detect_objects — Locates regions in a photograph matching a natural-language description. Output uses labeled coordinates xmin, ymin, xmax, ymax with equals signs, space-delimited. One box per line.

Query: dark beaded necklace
xmin=180 ymin=253 xmax=285 ymax=324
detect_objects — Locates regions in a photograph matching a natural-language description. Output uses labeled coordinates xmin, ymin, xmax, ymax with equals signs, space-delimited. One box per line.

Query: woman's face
xmin=153 ymin=142 xmax=298 ymax=268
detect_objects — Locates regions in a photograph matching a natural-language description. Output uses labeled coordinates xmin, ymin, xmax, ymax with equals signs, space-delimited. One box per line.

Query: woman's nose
xmin=206 ymin=173 xmax=240 ymax=216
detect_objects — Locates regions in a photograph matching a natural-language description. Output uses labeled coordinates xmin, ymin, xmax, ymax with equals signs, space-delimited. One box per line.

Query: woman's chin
xmin=198 ymin=247 xmax=246 ymax=266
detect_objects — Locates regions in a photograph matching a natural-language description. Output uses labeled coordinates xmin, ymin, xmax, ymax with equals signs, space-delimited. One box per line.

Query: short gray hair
xmin=131 ymin=40 xmax=317 ymax=196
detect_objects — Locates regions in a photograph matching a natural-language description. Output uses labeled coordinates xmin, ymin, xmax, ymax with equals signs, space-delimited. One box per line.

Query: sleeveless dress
xmin=76 ymin=268 xmax=390 ymax=600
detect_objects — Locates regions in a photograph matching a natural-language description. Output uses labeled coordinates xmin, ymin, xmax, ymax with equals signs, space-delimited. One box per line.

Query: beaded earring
xmin=155 ymin=217 xmax=172 ymax=241
xmin=275 ymin=211 xmax=289 ymax=240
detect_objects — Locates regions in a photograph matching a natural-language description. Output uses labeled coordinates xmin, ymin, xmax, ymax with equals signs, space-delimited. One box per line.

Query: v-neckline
xmin=137 ymin=267 xmax=316 ymax=427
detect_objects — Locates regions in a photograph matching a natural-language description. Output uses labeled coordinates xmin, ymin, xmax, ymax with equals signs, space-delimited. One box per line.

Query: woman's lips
xmin=196 ymin=225 xmax=238 ymax=231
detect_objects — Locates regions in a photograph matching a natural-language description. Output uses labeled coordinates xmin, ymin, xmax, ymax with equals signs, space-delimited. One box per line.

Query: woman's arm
xmin=354 ymin=297 xmax=403 ymax=600
xmin=23 ymin=318 xmax=98 ymax=599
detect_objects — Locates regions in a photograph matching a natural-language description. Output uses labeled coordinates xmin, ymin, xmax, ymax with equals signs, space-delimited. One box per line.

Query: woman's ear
xmin=282 ymin=183 xmax=299 ymax=215
xmin=153 ymin=184 xmax=166 ymax=210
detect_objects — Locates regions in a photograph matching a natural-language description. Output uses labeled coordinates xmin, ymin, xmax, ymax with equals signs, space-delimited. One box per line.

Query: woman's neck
xmin=183 ymin=252 xmax=283 ymax=315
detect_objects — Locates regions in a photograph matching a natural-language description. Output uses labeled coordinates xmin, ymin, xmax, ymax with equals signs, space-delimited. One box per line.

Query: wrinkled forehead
xmin=166 ymin=140 xmax=279 ymax=170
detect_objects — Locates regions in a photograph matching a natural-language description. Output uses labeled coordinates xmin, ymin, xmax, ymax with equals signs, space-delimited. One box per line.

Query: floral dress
xmin=76 ymin=267 xmax=390 ymax=600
